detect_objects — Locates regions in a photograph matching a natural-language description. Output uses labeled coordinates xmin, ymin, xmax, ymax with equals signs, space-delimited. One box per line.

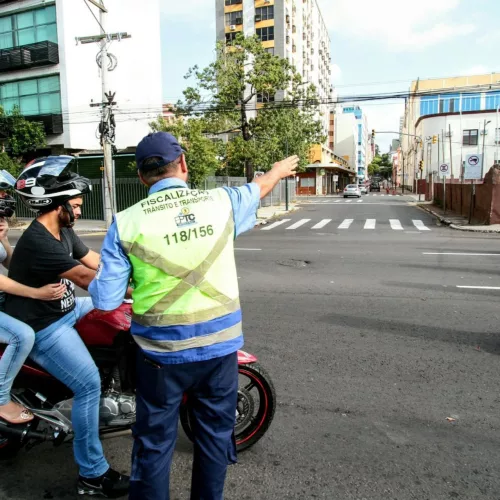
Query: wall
xmin=57 ymin=0 xmax=163 ymax=150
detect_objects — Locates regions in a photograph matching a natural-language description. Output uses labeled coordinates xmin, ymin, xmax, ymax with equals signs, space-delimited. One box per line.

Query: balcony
xmin=25 ymin=113 xmax=63 ymax=135
xmin=0 ymin=41 xmax=59 ymax=72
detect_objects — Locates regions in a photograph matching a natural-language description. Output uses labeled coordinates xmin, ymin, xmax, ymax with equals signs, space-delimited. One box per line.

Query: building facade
xmin=216 ymin=0 xmax=333 ymax=140
xmin=401 ymin=73 xmax=500 ymax=185
xmin=0 ymin=0 xmax=163 ymax=153
xmin=334 ymin=104 xmax=370 ymax=180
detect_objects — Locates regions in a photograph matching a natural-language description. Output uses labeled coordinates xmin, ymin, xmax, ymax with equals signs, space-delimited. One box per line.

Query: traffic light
xmin=372 ymin=129 xmax=375 ymax=139
xmin=432 ymin=135 xmax=437 ymax=144
xmin=419 ymin=160 xmax=424 ymax=171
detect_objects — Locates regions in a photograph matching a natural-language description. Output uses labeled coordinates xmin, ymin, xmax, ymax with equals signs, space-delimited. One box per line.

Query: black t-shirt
xmin=5 ymin=220 xmax=89 ymax=332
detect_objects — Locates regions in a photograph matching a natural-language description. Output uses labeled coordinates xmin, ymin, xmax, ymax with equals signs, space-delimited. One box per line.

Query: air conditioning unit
xmin=255 ymin=15 xmax=261 ymax=22
xmin=230 ymin=24 xmax=237 ymax=31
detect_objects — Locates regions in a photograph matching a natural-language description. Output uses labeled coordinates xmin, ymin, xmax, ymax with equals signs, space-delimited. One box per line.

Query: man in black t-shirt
xmin=7 ymin=156 xmax=129 ymax=498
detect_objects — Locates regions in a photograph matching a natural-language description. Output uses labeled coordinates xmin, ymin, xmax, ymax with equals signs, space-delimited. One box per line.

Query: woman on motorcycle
xmin=0 ymin=171 xmax=66 ymax=424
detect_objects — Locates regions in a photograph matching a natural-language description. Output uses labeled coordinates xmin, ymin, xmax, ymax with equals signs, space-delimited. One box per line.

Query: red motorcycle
xmin=0 ymin=303 xmax=276 ymax=459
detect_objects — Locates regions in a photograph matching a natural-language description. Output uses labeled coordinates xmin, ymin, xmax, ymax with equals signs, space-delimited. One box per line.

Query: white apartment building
xmin=402 ymin=73 xmax=500 ymax=183
xmin=216 ymin=0 xmax=334 ymax=140
xmin=0 ymin=0 xmax=163 ymax=153
xmin=334 ymin=103 xmax=371 ymax=179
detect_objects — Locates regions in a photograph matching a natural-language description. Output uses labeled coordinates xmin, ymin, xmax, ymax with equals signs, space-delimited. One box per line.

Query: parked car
xmin=344 ymin=184 xmax=361 ymax=198
xmin=370 ymin=182 xmax=381 ymax=192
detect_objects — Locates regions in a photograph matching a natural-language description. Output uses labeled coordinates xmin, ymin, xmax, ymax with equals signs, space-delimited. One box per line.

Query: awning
xmin=305 ymin=164 xmax=356 ymax=175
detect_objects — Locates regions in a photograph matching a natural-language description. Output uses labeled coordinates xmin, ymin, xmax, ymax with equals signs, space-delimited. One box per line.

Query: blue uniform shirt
xmin=89 ymin=177 xmax=260 ymax=312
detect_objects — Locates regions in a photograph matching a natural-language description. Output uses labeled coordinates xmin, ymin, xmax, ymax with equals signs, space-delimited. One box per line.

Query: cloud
xmin=459 ymin=65 xmax=490 ymax=76
xmin=331 ymin=64 xmax=342 ymax=83
xmin=160 ymin=0 xmax=212 ymax=19
xmin=318 ymin=0 xmax=476 ymax=51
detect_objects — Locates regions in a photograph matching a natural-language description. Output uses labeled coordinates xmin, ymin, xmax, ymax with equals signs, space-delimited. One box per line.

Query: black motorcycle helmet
xmin=15 ymin=156 xmax=91 ymax=223
xmin=0 ymin=170 xmax=16 ymax=218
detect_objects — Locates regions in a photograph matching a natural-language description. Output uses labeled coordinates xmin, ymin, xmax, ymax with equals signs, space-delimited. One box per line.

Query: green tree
xmin=368 ymin=152 xmax=393 ymax=179
xmin=177 ymin=33 xmax=324 ymax=181
xmin=149 ymin=116 xmax=220 ymax=188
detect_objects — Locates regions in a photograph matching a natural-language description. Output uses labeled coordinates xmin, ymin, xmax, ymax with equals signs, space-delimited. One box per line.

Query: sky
xmin=161 ymin=0 xmax=500 ymax=152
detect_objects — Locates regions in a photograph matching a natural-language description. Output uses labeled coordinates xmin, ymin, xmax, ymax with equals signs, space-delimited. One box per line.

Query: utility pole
xmin=76 ymin=1 xmax=131 ymax=228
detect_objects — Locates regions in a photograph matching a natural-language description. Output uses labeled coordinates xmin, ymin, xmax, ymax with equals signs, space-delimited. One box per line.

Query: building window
xmin=225 ymin=0 xmax=242 ymax=4
xmin=300 ymin=177 xmax=315 ymax=187
xmin=485 ymin=91 xmax=500 ymax=110
xmin=463 ymin=129 xmax=479 ymax=146
xmin=257 ymin=92 xmax=275 ymax=103
xmin=225 ymin=32 xmax=238 ymax=44
xmin=255 ymin=6 xmax=274 ymax=21
xmin=420 ymin=97 xmax=438 ymax=116
xmin=461 ymin=94 xmax=481 ymax=112
xmin=439 ymin=94 xmax=459 ymax=113
xmin=256 ymin=27 xmax=274 ymax=42
xmin=0 ymin=6 xmax=57 ymax=49
xmin=0 ymin=75 xmax=61 ymax=116
xmin=225 ymin=11 xmax=243 ymax=26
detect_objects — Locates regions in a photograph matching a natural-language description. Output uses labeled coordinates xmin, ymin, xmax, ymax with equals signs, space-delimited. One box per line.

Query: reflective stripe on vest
xmin=132 ymin=321 xmax=242 ymax=353
xmin=115 ymin=187 xmax=241 ymax=354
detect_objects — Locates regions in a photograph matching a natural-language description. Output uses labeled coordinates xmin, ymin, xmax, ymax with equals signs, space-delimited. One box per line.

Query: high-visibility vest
xmin=115 ymin=187 xmax=242 ymax=363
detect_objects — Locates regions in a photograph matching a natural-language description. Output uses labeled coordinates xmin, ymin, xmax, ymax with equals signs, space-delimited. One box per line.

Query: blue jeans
xmin=29 ymin=297 xmax=109 ymax=478
xmin=0 ymin=311 xmax=35 ymax=406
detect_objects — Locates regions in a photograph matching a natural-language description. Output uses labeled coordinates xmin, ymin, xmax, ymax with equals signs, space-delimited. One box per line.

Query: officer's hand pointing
xmin=272 ymin=155 xmax=300 ymax=179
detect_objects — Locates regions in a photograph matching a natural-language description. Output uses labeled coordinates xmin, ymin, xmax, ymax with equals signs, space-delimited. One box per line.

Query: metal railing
xmin=13 ymin=176 xmax=296 ymax=221
xmin=0 ymin=41 xmax=59 ymax=72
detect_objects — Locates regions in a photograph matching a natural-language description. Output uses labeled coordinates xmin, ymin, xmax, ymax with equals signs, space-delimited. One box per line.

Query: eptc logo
xmin=175 ymin=207 xmax=197 ymax=227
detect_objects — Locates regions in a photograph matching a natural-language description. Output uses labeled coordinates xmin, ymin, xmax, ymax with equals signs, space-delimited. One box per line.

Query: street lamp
xmin=481 ymin=119 xmax=492 ymax=178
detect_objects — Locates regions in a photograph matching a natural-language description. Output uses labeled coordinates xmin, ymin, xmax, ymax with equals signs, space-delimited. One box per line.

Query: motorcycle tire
xmin=180 ymin=362 xmax=276 ymax=452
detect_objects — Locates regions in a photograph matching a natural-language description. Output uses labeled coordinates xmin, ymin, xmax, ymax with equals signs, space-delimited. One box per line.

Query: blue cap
xmin=135 ymin=132 xmax=184 ymax=170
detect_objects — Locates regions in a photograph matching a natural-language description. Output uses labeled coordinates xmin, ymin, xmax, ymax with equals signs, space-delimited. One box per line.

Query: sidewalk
xmin=11 ymin=205 xmax=299 ymax=234
xmin=417 ymin=204 xmax=500 ymax=233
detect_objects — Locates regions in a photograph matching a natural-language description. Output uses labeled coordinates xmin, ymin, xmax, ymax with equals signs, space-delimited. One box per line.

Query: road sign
xmin=464 ymin=154 xmax=482 ymax=180
xmin=439 ymin=163 xmax=450 ymax=176
xmin=333 ymin=175 xmax=339 ymax=182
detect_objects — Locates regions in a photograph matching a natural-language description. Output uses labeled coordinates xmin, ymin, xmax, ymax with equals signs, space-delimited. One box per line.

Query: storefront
xmin=296 ymin=164 xmax=356 ymax=196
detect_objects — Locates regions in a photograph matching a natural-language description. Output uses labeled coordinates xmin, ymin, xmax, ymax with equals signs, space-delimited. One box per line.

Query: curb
xmin=418 ymin=205 xmax=500 ymax=233
xmin=255 ymin=206 xmax=299 ymax=227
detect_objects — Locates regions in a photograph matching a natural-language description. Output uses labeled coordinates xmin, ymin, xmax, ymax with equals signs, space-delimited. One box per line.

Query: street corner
xmin=255 ymin=205 xmax=300 ymax=227
xmin=449 ymin=223 xmax=500 ymax=233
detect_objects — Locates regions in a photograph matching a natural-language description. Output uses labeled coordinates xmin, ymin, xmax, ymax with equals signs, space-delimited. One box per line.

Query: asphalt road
xmin=2 ymin=195 xmax=500 ymax=499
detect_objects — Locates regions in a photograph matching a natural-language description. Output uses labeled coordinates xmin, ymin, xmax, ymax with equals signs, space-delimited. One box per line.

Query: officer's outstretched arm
xmin=253 ymin=156 xmax=300 ymax=199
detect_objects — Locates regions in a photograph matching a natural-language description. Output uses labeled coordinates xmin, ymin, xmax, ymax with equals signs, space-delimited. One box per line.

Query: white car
xmin=343 ymin=184 xmax=361 ymax=198
xmin=359 ymin=184 xmax=368 ymax=195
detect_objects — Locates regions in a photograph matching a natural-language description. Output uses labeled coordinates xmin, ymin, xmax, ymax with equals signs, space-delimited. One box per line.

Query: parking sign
xmin=439 ymin=163 xmax=450 ymax=177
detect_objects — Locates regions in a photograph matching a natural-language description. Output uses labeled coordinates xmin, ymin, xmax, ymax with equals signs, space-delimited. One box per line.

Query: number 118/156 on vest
xmin=164 ymin=225 xmax=214 ymax=245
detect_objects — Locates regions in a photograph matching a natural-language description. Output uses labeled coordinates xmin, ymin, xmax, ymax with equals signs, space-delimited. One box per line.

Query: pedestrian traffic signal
xmin=419 ymin=160 xmax=424 ymax=170
xmin=432 ymin=135 xmax=437 ymax=144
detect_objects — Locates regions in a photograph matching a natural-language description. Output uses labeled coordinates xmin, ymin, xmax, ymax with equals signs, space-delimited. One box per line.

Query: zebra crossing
xmin=261 ymin=218 xmax=432 ymax=232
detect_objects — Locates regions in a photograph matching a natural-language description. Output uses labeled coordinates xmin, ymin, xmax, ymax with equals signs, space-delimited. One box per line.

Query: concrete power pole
xmin=76 ymin=1 xmax=131 ymax=228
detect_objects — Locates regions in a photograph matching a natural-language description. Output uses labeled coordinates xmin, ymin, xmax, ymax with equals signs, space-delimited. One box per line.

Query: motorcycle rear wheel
xmin=180 ymin=362 xmax=276 ymax=452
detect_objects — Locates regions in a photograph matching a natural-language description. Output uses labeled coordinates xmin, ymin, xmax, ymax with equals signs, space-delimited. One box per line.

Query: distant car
xmin=344 ymin=184 xmax=361 ymax=198
xmin=370 ymin=182 xmax=380 ymax=192
xmin=359 ymin=184 xmax=368 ymax=195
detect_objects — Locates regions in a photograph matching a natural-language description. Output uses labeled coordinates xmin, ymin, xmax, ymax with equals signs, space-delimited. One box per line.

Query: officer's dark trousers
xmin=129 ymin=351 xmax=238 ymax=500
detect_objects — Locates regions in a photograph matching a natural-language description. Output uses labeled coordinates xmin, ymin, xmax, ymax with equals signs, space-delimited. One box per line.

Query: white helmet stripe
xmin=17 ymin=189 xmax=82 ymax=198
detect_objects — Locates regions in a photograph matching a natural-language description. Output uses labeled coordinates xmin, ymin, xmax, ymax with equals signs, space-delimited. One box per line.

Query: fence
xmin=14 ymin=176 xmax=295 ymax=221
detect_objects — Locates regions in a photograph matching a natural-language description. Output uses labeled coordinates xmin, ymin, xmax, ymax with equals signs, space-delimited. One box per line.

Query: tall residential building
xmin=401 ymin=72 xmax=500 ymax=186
xmin=334 ymin=104 xmax=370 ymax=179
xmin=0 ymin=0 xmax=162 ymax=153
xmin=216 ymin=0 xmax=334 ymax=140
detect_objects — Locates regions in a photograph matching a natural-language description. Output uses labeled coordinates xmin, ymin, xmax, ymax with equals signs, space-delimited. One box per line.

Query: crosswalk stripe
xmin=261 ymin=219 xmax=291 ymax=231
xmin=286 ymin=219 xmax=311 ymax=230
xmin=338 ymin=219 xmax=354 ymax=229
xmin=364 ymin=219 xmax=376 ymax=229
xmin=372 ymin=194 xmax=377 ymax=196
xmin=390 ymin=219 xmax=404 ymax=230
xmin=345 ymin=200 xmax=352 ymax=203
xmin=381 ymin=194 xmax=385 ymax=197
xmin=334 ymin=200 xmax=341 ymax=203
xmin=311 ymin=219 xmax=332 ymax=229
xmin=357 ymin=199 xmax=363 ymax=203
xmin=413 ymin=220 xmax=430 ymax=231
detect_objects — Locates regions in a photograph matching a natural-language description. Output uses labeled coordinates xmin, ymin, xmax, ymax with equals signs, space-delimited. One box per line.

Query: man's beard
xmin=58 ymin=210 xmax=74 ymax=228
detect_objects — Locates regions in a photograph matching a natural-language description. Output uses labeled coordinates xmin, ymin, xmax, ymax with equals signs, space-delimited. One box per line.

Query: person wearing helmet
xmin=0 ymin=170 xmax=67 ymax=425
xmin=4 ymin=157 xmax=129 ymax=498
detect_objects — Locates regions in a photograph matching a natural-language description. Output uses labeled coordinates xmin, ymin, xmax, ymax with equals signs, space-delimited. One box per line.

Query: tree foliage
xmin=177 ymin=33 xmax=325 ymax=180
xmin=149 ymin=116 xmax=221 ymax=188
xmin=368 ymin=152 xmax=393 ymax=179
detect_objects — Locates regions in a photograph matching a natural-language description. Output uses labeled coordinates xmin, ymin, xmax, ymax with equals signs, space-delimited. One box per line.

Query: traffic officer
xmin=89 ymin=132 xmax=299 ymax=500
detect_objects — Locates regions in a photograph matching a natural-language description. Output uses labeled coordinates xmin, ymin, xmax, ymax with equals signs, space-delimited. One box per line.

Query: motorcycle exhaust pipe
xmin=0 ymin=422 xmax=51 ymax=442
